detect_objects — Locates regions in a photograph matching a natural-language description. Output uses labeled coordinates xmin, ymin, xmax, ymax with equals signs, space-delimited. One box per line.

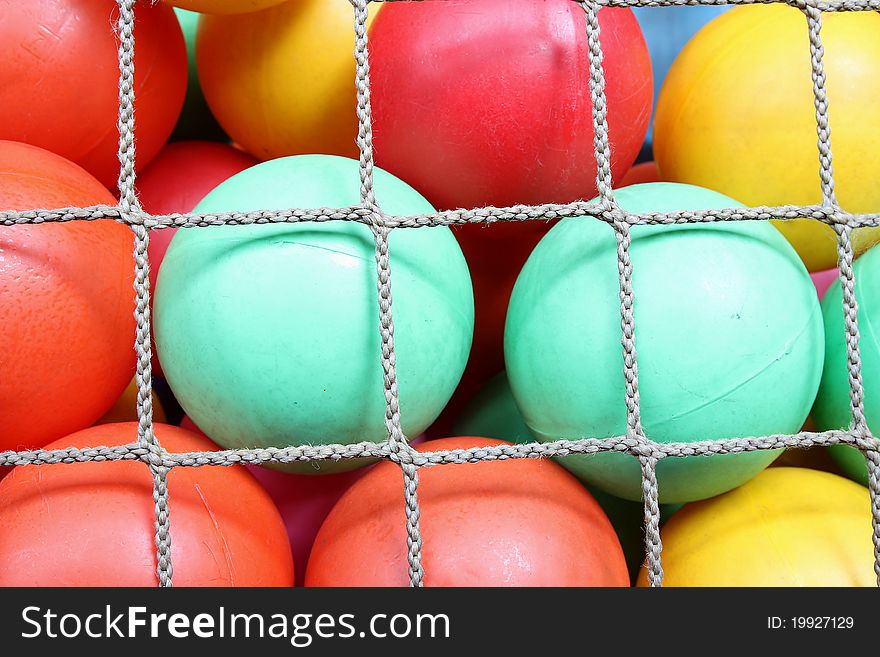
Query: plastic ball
xmin=197 ymin=0 xmax=374 ymax=161
xmin=0 ymin=0 xmax=187 ymax=190
xmin=440 ymin=220 xmax=554 ymax=431
xmin=171 ymin=9 xmax=227 ymax=141
xmin=505 ymin=182 xmax=824 ymax=503
xmin=156 ymin=155 xmax=473 ymax=473
xmin=0 ymin=141 xmax=135 ymax=452
xmin=96 ymin=378 xmax=167 ymax=426
xmin=0 ymin=423 xmax=293 ymax=586
xmin=654 ymin=5 xmax=880 ymax=272
xmin=306 ymin=437 xmax=629 ymax=586
xmin=370 ymin=0 xmax=652 ymax=211
xmin=638 ymin=468 xmax=875 ymax=586
xmin=164 ymin=0 xmax=287 ymax=14
xmin=246 ymin=466 xmax=368 ymax=587
xmin=813 ymin=247 xmax=880 ymax=486
xmin=181 ymin=414 xmax=425 ymax=585
xmin=810 ymin=268 xmax=838 ymax=301
xmin=619 ymin=161 xmax=662 ymax=188
xmin=453 ymin=372 xmax=534 ymax=445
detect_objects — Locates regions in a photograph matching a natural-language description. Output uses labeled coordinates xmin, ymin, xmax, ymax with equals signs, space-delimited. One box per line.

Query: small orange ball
xmin=0 ymin=141 xmax=136 ymax=452
xmin=0 ymin=423 xmax=294 ymax=586
xmin=306 ymin=437 xmax=629 ymax=587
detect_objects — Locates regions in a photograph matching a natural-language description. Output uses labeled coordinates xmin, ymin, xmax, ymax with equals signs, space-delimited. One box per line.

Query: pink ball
xmin=810 ymin=268 xmax=838 ymax=301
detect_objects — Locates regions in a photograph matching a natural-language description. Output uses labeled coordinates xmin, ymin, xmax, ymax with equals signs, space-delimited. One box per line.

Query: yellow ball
xmin=96 ymin=378 xmax=166 ymax=426
xmin=637 ymin=467 xmax=875 ymax=586
xmin=197 ymin=0 xmax=378 ymax=161
xmin=163 ymin=1 xmax=286 ymax=15
xmin=654 ymin=5 xmax=880 ymax=272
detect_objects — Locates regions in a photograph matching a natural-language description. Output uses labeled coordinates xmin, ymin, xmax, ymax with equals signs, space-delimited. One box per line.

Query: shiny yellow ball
xmin=197 ymin=0 xmax=378 ymax=161
xmin=637 ymin=467 xmax=875 ymax=586
xmin=655 ymin=5 xmax=880 ymax=271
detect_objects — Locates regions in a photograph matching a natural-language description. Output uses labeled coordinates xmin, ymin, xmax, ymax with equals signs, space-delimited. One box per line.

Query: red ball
xmin=0 ymin=0 xmax=187 ymax=190
xmin=306 ymin=437 xmax=629 ymax=587
xmin=0 ymin=423 xmax=294 ymax=586
xmin=370 ymin=0 xmax=652 ymax=210
xmin=0 ymin=140 xmax=135 ymax=452
xmin=136 ymin=141 xmax=257 ymax=375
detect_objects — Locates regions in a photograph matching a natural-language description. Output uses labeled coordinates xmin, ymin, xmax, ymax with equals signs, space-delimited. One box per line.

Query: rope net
xmin=1 ymin=0 xmax=879 ymax=588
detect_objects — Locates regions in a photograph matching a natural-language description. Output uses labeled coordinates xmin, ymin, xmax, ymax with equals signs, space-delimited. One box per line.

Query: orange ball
xmin=306 ymin=437 xmax=629 ymax=587
xmin=0 ymin=141 xmax=135 ymax=452
xmin=0 ymin=0 xmax=187 ymax=190
xmin=0 ymin=423 xmax=294 ymax=586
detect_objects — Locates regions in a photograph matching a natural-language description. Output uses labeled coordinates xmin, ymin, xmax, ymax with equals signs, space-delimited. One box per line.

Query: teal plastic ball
xmin=452 ymin=371 xmax=533 ymax=444
xmin=155 ymin=154 xmax=474 ymax=473
xmin=813 ymin=246 xmax=880 ymax=486
xmin=505 ymin=183 xmax=823 ymax=502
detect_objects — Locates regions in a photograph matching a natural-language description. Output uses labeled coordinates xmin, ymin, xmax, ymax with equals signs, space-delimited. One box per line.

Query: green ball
xmin=452 ymin=370 xmax=681 ymax=581
xmin=453 ymin=371 xmax=534 ymax=443
xmin=171 ymin=8 xmax=227 ymax=142
xmin=156 ymin=154 xmax=474 ymax=473
xmin=505 ymin=182 xmax=823 ymax=503
xmin=813 ymin=247 xmax=880 ymax=486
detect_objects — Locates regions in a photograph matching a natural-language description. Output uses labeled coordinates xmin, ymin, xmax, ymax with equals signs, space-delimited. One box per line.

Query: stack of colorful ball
xmin=0 ymin=0 xmax=878 ymax=588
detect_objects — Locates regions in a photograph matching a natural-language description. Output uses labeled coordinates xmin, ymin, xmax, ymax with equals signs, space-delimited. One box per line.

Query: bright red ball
xmin=370 ymin=0 xmax=652 ymax=210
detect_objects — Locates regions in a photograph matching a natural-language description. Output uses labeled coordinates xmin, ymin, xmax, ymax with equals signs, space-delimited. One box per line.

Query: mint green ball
xmin=813 ymin=246 xmax=880 ymax=487
xmin=505 ymin=183 xmax=823 ymax=503
xmin=155 ymin=155 xmax=474 ymax=472
xmin=453 ymin=372 xmax=534 ymax=444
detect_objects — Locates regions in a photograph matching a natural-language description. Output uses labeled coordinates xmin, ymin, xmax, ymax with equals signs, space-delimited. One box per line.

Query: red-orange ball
xmin=0 ymin=140 xmax=135 ymax=452
xmin=0 ymin=423 xmax=294 ymax=586
xmin=0 ymin=0 xmax=187 ymax=190
xmin=306 ymin=437 xmax=629 ymax=587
